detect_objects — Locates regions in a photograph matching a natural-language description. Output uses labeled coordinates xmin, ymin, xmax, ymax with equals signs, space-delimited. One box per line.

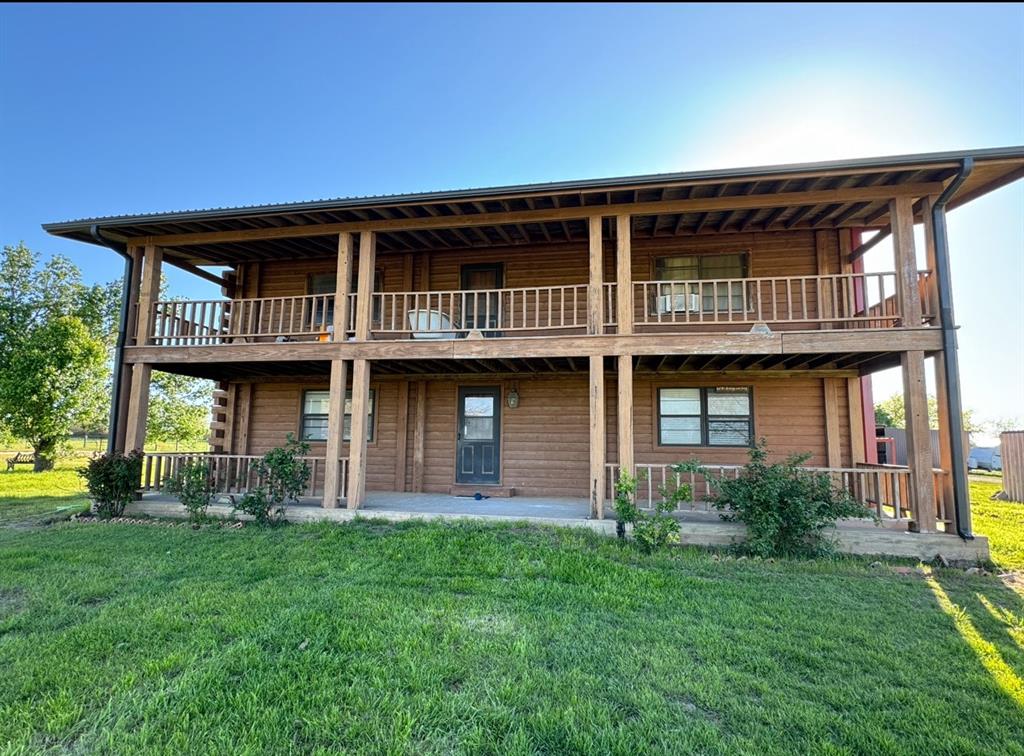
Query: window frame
xmin=656 ymin=386 xmax=754 ymax=448
xmin=307 ymin=269 xmax=384 ymax=327
xmin=300 ymin=388 xmax=376 ymax=443
xmin=652 ymin=252 xmax=751 ymax=315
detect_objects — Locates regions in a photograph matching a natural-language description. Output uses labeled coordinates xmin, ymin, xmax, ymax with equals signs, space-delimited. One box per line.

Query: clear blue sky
xmin=2 ymin=4 xmax=1022 ymax=435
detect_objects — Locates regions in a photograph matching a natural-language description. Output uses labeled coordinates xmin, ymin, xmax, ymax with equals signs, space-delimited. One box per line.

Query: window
xmin=309 ymin=270 xmax=383 ymax=327
xmin=654 ymin=253 xmax=749 ymax=312
xmin=658 ymin=387 xmax=752 ymax=447
xmin=301 ymin=389 xmax=375 ymax=442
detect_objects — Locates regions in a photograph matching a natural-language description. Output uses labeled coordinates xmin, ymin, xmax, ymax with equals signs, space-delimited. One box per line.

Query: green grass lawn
xmin=1 ymin=472 xmax=1023 ymax=753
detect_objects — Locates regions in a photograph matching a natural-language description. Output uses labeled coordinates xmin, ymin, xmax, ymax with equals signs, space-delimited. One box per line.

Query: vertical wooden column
xmin=615 ymin=214 xmax=633 ymax=335
xmin=235 ymin=384 xmax=252 ymax=455
xmin=135 ymin=245 xmax=162 ymax=345
xmin=354 ymin=231 xmax=377 ymax=340
xmin=323 ymin=233 xmax=355 ymax=508
xmin=394 ymin=381 xmax=410 ymax=492
xmin=815 ymin=230 xmax=837 ymax=327
xmin=823 ymin=378 xmax=843 ymax=467
xmin=124 ymin=245 xmax=163 ymax=452
xmin=617 ymin=355 xmax=634 ymax=479
xmin=412 ymin=381 xmax=427 ymax=492
xmin=345 ymin=359 xmax=372 ymax=509
xmin=322 ymin=360 xmax=349 ymax=508
xmin=890 ymin=197 xmax=922 ymax=326
xmin=112 ymin=246 xmax=144 ymax=451
xmin=922 ymin=196 xmax=956 ymax=527
xmin=124 ymin=364 xmax=152 ymax=452
xmin=587 ymin=217 xmax=604 ymax=335
xmin=902 ymin=350 xmax=937 ymax=531
xmin=847 ymin=377 xmax=866 ymax=465
xmin=589 ymin=355 xmax=606 ymax=519
xmin=891 ymin=195 xmax=935 ymax=529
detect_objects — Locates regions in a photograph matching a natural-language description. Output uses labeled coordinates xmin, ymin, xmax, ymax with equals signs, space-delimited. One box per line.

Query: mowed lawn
xmin=0 ymin=468 xmax=1023 ymax=753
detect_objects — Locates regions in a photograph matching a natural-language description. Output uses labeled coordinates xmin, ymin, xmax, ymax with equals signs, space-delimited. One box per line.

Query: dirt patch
xmin=0 ymin=587 xmax=27 ymax=618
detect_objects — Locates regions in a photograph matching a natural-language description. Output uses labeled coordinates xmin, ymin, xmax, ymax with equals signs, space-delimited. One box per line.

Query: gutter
xmin=930 ymin=158 xmax=974 ymax=539
xmin=89 ymin=225 xmax=131 ymax=455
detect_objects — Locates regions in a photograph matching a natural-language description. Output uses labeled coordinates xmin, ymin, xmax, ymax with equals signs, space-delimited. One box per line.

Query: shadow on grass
xmin=928 ymin=568 xmax=1024 ymax=708
xmin=0 ymin=495 xmax=89 ymax=527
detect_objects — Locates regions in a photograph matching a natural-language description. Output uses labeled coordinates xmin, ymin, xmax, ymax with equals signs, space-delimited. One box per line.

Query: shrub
xmin=235 ymin=435 xmax=310 ymax=525
xmin=676 ymin=441 xmax=872 ymax=558
xmin=166 ymin=460 xmax=214 ymax=524
xmin=78 ymin=451 xmax=143 ymax=519
xmin=613 ymin=471 xmax=685 ymax=553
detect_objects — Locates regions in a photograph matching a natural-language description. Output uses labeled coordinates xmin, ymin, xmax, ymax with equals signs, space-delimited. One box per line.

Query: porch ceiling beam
xmin=123 ymin=182 xmax=945 ymax=247
xmin=761 ymin=206 xmax=788 ymax=230
xmin=164 ymin=256 xmax=229 ymax=288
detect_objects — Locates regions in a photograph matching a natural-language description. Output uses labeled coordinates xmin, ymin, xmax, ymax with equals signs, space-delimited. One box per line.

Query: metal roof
xmin=42 ymin=145 xmax=1024 ymax=265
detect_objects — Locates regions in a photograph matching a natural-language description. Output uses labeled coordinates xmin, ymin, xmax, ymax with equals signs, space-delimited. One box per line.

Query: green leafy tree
xmin=147 ymin=372 xmax=212 ymax=450
xmin=874 ymin=393 xmax=938 ymax=429
xmin=0 ymin=243 xmax=115 ymax=466
xmin=0 ymin=317 xmax=106 ymax=469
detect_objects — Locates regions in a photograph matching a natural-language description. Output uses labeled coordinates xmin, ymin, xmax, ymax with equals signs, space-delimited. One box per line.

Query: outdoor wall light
xmin=506 ymin=387 xmax=520 ymax=409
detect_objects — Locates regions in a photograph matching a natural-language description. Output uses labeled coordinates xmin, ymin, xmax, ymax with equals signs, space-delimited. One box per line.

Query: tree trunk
xmin=33 ymin=438 xmax=57 ymax=471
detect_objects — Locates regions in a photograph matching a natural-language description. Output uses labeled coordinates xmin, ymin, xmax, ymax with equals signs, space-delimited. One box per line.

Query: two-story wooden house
xmin=45 ymin=147 xmax=1024 ymax=557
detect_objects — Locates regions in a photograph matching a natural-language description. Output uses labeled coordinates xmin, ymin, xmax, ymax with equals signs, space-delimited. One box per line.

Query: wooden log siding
xmin=232 ymin=374 xmax=852 ymax=501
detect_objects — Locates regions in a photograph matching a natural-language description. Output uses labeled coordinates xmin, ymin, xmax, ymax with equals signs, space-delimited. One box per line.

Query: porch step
xmin=448 ymin=484 xmax=516 ymax=498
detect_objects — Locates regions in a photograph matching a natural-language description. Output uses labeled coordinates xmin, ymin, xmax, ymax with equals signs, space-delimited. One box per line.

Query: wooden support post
xmin=354 ymin=231 xmax=377 ymax=340
xmin=235 ymin=383 xmax=252 ymax=454
xmin=589 ymin=355 xmax=606 ymax=519
xmin=412 ymin=381 xmax=426 ymax=492
xmin=902 ymin=350 xmax=937 ymax=531
xmin=322 ymin=359 xmax=349 ymax=508
xmin=922 ymin=197 xmax=955 ymax=527
xmin=323 ymin=232 xmax=356 ymax=507
xmin=920 ymin=195 xmax=941 ymax=321
xmin=615 ymin=214 xmax=633 ymax=335
xmin=847 ymin=377 xmax=866 ymax=465
xmin=815 ymin=230 xmax=837 ymax=328
xmin=617 ymin=355 xmax=634 ymax=479
xmin=588 ymin=216 xmax=604 ymax=335
xmin=401 ymin=253 xmax=415 ymax=291
xmin=333 ymin=232 xmax=354 ymax=340
xmin=124 ymin=363 xmax=152 ymax=452
xmin=890 ymin=197 xmax=922 ymax=326
xmin=394 ymin=380 xmax=410 ymax=492
xmin=135 ymin=245 xmax=162 ymax=346
xmin=345 ymin=359 xmax=371 ymax=509
xmin=823 ymin=377 xmax=843 ymax=467
xmin=112 ymin=246 xmax=146 ymax=452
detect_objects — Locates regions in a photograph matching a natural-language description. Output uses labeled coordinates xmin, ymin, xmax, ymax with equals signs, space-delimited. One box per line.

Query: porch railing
xmin=605 ymin=461 xmax=946 ymax=526
xmin=140 ymin=453 xmax=348 ymax=504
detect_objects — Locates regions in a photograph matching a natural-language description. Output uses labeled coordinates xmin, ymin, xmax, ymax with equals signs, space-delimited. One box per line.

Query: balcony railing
xmin=140 ymin=452 xmax=348 ymax=504
xmin=144 ymin=271 xmax=934 ymax=345
xmin=633 ymin=271 xmax=932 ymax=329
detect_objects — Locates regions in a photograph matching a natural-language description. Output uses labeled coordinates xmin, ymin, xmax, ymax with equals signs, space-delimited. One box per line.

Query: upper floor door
xmin=461 ymin=263 xmax=503 ymax=334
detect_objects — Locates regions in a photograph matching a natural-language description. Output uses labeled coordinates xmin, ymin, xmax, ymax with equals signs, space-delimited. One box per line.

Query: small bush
xmin=166 ymin=460 xmax=214 ymax=523
xmin=79 ymin=451 xmax=144 ymax=519
xmin=613 ymin=471 xmax=684 ymax=553
xmin=235 ymin=435 xmax=310 ymax=525
xmin=676 ymin=441 xmax=872 ymax=558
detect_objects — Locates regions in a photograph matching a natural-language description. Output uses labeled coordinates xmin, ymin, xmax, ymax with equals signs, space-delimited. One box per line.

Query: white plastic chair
xmin=407 ymin=309 xmax=458 ymax=340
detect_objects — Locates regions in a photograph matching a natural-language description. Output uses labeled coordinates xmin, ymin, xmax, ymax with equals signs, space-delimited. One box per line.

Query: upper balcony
xmin=145 ymin=270 xmax=934 ymax=346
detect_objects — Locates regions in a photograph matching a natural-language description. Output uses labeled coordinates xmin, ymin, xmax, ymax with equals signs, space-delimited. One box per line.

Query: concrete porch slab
xmin=127 ymin=492 xmax=989 ymax=563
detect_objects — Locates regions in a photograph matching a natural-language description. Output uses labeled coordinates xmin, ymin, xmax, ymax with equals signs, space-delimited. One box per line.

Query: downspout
xmin=89 ymin=225 xmax=131 ymax=455
xmin=930 ymin=158 xmax=974 ymax=539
